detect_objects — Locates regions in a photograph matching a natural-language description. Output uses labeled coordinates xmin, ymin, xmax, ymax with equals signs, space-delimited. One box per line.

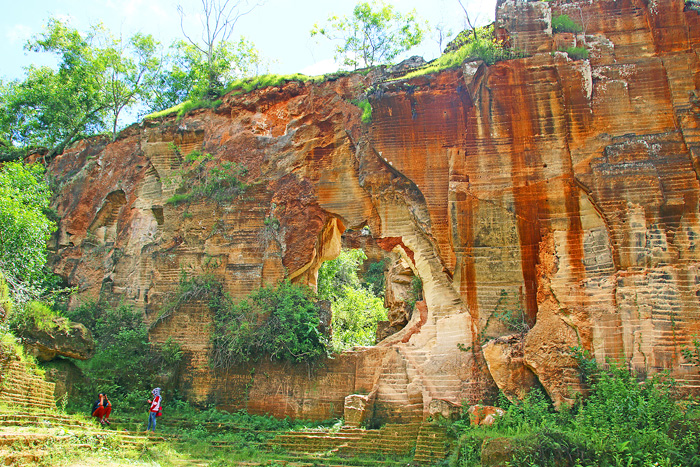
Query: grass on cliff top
xmin=225 ymin=72 xmax=325 ymax=95
xmin=394 ymin=26 xmax=527 ymax=81
xmin=144 ymin=73 xmax=330 ymax=121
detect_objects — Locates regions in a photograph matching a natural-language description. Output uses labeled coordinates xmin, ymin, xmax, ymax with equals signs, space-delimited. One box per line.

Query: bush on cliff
xmin=166 ymin=276 xmax=328 ymax=368
xmin=166 ymin=150 xmax=248 ymax=206
xmin=552 ymin=14 xmax=583 ymax=34
xmin=398 ymin=25 xmax=525 ymax=81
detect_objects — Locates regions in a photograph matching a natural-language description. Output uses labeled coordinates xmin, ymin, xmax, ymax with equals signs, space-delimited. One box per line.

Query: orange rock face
xmin=48 ymin=0 xmax=700 ymax=420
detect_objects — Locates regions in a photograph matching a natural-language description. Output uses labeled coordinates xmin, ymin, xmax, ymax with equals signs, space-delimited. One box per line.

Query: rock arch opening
xmin=312 ymin=224 xmax=425 ymax=353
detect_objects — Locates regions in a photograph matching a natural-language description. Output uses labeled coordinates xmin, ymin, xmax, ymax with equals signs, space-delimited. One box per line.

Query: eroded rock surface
xmin=47 ymin=0 xmax=700 ymax=420
xmin=21 ymin=318 xmax=94 ymax=362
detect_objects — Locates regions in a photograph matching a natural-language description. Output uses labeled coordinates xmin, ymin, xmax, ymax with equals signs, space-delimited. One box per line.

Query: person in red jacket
xmin=146 ymin=387 xmax=161 ymax=432
xmin=91 ymin=393 xmax=112 ymax=425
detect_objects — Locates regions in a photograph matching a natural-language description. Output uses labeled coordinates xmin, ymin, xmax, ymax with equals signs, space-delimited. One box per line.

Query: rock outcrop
xmin=46 ymin=0 xmax=700 ymax=420
xmin=21 ymin=317 xmax=94 ymax=362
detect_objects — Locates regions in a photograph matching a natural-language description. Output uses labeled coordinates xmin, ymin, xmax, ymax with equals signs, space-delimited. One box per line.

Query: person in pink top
xmin=146 ymin=387 xmax=161 ymax=432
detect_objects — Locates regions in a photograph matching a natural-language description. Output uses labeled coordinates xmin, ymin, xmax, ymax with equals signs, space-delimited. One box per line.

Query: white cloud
xmin=6 ymin=24 xmax=33 ymax=45
xmin=299 ymin=58 xmax=339 ymax=76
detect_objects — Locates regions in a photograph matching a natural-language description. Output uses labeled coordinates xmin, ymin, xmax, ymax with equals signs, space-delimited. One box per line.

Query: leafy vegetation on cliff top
xmin=396 ymin=24 xmax=526 ymax=81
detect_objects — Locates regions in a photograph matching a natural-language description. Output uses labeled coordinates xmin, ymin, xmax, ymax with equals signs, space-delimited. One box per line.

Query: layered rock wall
xmin=47 ymin=0 xmax=700 ymax=419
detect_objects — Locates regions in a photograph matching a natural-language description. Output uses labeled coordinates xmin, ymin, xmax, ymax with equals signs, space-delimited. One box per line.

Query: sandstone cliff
xmin=47 ymin=0 xmax=700 ymax=420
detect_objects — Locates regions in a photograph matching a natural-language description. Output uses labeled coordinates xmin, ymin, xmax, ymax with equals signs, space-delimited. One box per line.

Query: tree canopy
xmin=0 ymin=19 xmax=162 ymax=160
xmin=177 ymin=0 xmax=264 ymax=99
xmin=148 ymin=36 xmax=266 ymax=113
xmin=311 ymin=0 xmax=427 ymax=69
xmin=0 ymin=162 xmax=55 ymax=298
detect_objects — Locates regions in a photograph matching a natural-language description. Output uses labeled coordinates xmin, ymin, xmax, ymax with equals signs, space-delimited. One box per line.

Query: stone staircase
xmin=266 ymin=422 xmax=449 ymax=465
xmin=0 ymin=409 xmax=172 ymax=465
xmin=373 ymin=349 xmax=424 ymax=423
xmin=413 ymin=423 xmax=450 ymax=464
xmin=0 ymin=358 xmax=56 ymax=410
xmin=0 ymin=410 xmax=90 ymax=430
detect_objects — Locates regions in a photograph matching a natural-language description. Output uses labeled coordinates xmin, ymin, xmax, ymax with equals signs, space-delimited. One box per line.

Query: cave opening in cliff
xmin=315 ymin=231 xmax=423 ymax=352
xmin=316 ymin=246 xmax=389 ymax=352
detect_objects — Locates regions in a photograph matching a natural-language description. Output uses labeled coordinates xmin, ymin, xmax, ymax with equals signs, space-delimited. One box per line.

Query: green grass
xmin=357 ymin=99 xmax=372 ymax=123
xmin=165 ymin=192 xmax=192 ymax=205
xmin=552 ymin=14 xmax=583 ymax=34
xmin=396 ymin=32 xmax=526 ymax=81
xmin=143 ymin=73 xmax=327 ymax=121
xmin=226 ymin=73 xmax=323 ymax=95
xmin=564 ymin=46 xmax=589 ymax=60
xmin=144 ymin=100 xmax=189 ymax=119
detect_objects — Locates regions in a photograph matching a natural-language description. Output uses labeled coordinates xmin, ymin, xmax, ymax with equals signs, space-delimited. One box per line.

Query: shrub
xmin=331 ymin=286 xmax=387 ymax=352
xmin=0 ymin=272 xmax=12 ymax=318
xmin=449 ymin=362 xmax=700 ymax=467
xmin=406 ymin=275 xmax=423 ymax=311
xmin=492 ymin=289 xmax=530 ymax=334
xmin=166 ymin=150 xmax=248 ymax=206
xmin=226 ymin=73 xmax=321 ymax=96
xmin=564 ymin=46 xmax=589 ymax=60
xmin=398 ymin=25 xmax=526 ymax=80
xmin=357 ymin=99 xmax=372 ymax=123
xmin=8 ymin=300 xmax=68 ymax=336
xmin=0 ymin=162 xmax=56 ymax=294
xmin=317 ymin=249 xmax=389 ymax=351
xmin=206 ymin=280 xmax=327 ymax=368
xmin=317 ymin=249 xmax=367 ymax=301
xmin=552 ymin=14 xmax=583 ymax=34
xmin=363 ymin=259 xmax=387 ymax=296
xmin=165 ymin=192 xmax=192 ymax=205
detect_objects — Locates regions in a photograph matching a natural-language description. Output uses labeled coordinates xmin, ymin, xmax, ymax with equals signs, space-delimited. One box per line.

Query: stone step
xmin=0 ymin=433 xmax=64 ymax=448
xmin=0 ymin=414 xmax=81 ymax=423
xmin=0 ymin=448 xmax=48 ymax=465
xmin=413 ymin=425 xmax=450 ymax=464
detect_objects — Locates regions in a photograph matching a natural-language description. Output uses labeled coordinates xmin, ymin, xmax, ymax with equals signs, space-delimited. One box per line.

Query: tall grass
xmin=448 ymin=360 xmax=700 ymax=466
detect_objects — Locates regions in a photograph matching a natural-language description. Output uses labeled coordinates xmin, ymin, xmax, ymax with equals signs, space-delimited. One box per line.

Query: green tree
xmin=311 ymin=0 xmax=427 ymax=69
xmin=210 ymin=280 xmax=326 ymax=367
xmin=331 ymin=286 xmax=387 ymax=352
xmin=178 ymin=0 xmax=263 ymax=99
xmin=0 ymin=18 xmax=162 ymax=159
xmin=94 ymin=29 xmax=162 ymax=138
xmin=149 ymin=36 xmax=266 ymax=112
xmin=0 ymin=19 xmax=106 ymax=160
xmin=317 ymin=249 xmax=389 ymax=351
xmin=317 ymin=248 xmax=367 ymax=301
xmin=67 ymin=301 xmax=183 ymax=410
xmin=0 ymin=162 xmax=55 ymax=298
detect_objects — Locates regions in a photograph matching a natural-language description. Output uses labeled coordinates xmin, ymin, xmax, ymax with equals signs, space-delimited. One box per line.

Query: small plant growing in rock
xmin=406 ymin=275 xmax=423 ymax=311
xmin=563 ymin=46 xmax=589 ymax=60
xmin=166 ymin=151 xmax=247 ymax=206
xmin=357 ymin=99 xmax=372 ymax=123
xmin=681 ymin=335 xmax=700 ymax=368
xmin=551 ymin=14 xmax=583 ymax=34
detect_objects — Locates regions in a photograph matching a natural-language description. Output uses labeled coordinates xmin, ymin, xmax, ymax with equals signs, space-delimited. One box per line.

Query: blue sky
xmin=1 ymin=0 xmax=498 ymax=80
